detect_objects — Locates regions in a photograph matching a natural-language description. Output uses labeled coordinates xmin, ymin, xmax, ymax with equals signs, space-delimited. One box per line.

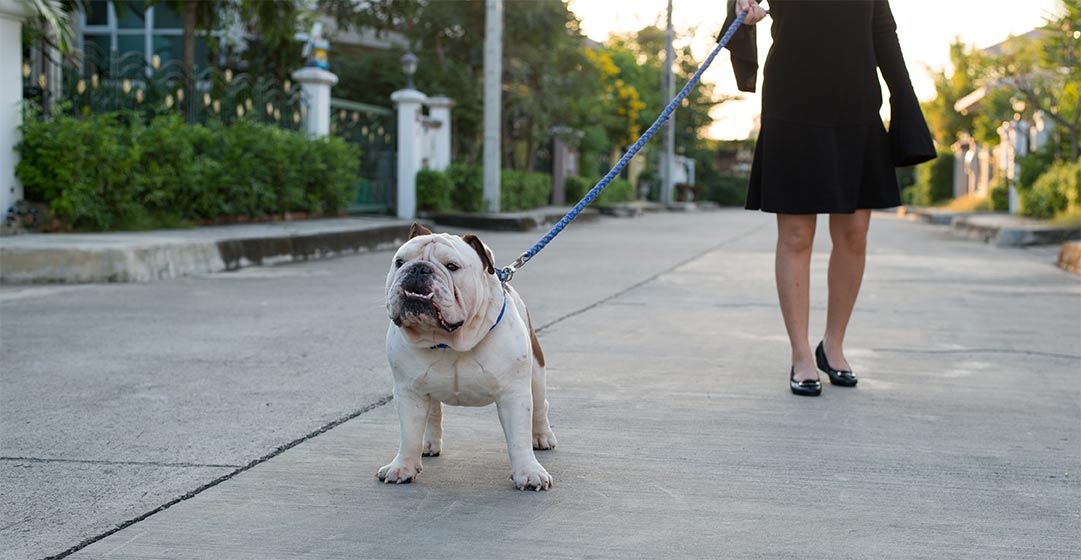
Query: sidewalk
xmin=0 ymin=217 xmax=415 ymax=284
xmin=0 ymin=204 xmax=688 ymax=284
xmin=901 ymin=206 xmax=1081 ymax=247
xmin=2 ymin=211 xmax=1078 ymax=559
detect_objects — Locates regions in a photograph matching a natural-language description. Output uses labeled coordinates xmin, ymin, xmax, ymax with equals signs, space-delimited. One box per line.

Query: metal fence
xmin=329 ymin=97 xmax=396 ymax=214
xmin=22 ymin=43 xmax=307 ymax=129
xmin=21 ymin=44 xmax=398 ymax=214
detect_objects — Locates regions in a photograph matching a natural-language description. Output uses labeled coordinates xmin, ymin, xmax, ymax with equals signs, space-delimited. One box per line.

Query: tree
xmin=936 ymin=1 xmax=1081 ymax=159
xmin=921 ymin=39 xmax=981 ymax=147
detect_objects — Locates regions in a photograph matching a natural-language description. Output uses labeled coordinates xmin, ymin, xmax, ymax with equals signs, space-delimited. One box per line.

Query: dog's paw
xmin=532 ymin=429 xmax=557 ymax=451
xmin=422 ymin=438 xmax=442 ymax=457
xmin=377 ymin=460 xmax=422 ymax=484
xmin=509 ymin=461 xmax=552 ymax=491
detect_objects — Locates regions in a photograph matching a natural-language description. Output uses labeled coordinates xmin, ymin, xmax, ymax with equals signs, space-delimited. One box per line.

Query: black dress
xmin=719 ymin=0 xmax=936 ymax=214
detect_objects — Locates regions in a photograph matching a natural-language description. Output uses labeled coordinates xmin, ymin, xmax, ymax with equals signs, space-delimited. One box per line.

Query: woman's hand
xmin=736 ymin=0 xmax=768 ymax=25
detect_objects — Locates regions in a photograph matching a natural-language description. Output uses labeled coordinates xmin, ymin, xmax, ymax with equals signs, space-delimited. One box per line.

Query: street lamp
xmin=400 ymin=52 xmax=418 ymax=89
xmin=1011 ymin=97 xmax=1026 ymax=121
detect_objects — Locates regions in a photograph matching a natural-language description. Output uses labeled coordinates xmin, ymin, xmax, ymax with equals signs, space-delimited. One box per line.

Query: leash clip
xmin=497 ymin=255 xmax=528 ymax=283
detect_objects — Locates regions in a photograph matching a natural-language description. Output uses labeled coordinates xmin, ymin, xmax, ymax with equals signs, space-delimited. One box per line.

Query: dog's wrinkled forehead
xmin=395 ymin=234 xmax=465 ymax=263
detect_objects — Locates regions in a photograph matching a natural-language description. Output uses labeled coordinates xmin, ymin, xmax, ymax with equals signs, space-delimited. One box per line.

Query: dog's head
xmin=386 ymin=223 xmax=497 ymax=338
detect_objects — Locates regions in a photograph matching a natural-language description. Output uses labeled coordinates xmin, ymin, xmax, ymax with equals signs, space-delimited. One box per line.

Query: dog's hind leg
xmin=526 ymin=309 xmax=557 ymax=451
xmin=422 ymin=400 xmax=443 ymax=457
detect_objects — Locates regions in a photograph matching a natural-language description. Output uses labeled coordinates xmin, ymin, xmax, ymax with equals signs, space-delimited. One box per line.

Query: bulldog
xmin=380 ymin=223 xmax=556 ymax=491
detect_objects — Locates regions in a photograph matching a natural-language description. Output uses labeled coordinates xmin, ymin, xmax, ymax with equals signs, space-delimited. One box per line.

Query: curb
xmin=902 ymin=207 xmax=1006 ymax=225
xmin=0 ymin=221 xmax=415 ymax=284
xmin=1057 ymin=241 xmax=1081 ymax=275
xmin=950 ymin=216 xmax=1081 ymax=247
xmin=421 ymin=208 xmax=600 ymax=232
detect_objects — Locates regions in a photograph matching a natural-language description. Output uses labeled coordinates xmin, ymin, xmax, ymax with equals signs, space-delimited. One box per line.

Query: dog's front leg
xmin=377 ymin=386 xmax=428 ymax=484
xmin=496 ymin=390 xmax=552 ymax=491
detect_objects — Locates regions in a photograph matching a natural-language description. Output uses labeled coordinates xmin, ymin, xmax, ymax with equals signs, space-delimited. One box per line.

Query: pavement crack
xmin=0 ymin=457 xmax=243 ymax=469
xmin=41 ymin=395 xmax=393 ymax=560
xmin=536 ymin=222 xmax=766 ymax=334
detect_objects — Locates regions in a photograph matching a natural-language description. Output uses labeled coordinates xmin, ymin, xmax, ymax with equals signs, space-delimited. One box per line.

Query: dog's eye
xmin=395 ymin=258 xmax=404 ymax=268
xmin=445 ymin=263 xmax=459 ymax=272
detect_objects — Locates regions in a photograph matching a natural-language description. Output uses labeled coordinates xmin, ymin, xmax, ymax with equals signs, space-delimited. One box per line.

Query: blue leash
xmin=496 ymin=11 xmax=747 ymax=283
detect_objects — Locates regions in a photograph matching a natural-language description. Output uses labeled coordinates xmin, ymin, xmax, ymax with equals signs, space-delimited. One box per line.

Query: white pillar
xmin=290 ymin=67 xmax=338 ymax=137
xmin=426 ymin=95 xmax=454 ymax=171
xmin=0 ymin=0 xmax=33 ymax=217
xmin=391 ymin=88 xmax=427 ymax=220
xmin=661 ymin=0 xmax=676 ymax=204
xmin=482 ymin=0 xmax=503 ymax=212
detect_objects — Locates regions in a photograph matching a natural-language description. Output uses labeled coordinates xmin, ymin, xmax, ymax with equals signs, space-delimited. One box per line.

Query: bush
xmin=564 ymin=175 xmax=593 ymax=202
xmin=17 ymin=110 xmax=359 ymax=230
xmin=701 ymin=174 xmax=749 ymax=206
xmin=500 ymin=170 xmax=552 ymax=211
xmin=596 ymin=178 xmax=635 ymax=205
xmin=1018 ymin=149 xmax=1057 ymax=189
xmin=416 ymin=168 xmax=451 ymax=211
xmin=989 ymin=177 xmax=1010 ymax=211
xmin=447 ymin=162 xmax=483 ymax=212
xmin=17 ymin=111 xmax=141 ymax=230
xmin=945 ymin=194 xmax=991 ymax=213
xmin=1021 ymin=158 xmax=1081 ymax=220
xmin=904 ymin=151 xmax=955 ymax=207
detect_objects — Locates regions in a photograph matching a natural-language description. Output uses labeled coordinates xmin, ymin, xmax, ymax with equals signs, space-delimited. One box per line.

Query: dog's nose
xmin=408 ymin=263 xmax=433 ymax=276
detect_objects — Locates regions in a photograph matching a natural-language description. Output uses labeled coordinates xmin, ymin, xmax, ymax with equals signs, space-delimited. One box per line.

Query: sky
xmin=567 ymin=0 xmax=1064 ymax=140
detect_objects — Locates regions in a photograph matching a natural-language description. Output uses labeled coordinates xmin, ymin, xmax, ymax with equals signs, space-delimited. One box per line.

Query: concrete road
xmin=1 ymin=210 xmax=1078 ymax=559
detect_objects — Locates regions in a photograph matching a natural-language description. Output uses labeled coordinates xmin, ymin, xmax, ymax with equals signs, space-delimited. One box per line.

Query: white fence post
xmin=391 ymin=88 xmax=427 ymax=220
xmin=0 ymin=0 xmax=33 ymax=218
xmin=291 ymin=67 xmax=338 ymax=137
xmin=426 ymin=96 xmax=454 ymax=172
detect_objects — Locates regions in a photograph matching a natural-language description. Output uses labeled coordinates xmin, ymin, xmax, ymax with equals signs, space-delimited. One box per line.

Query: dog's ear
xmin=461 ymin=234 xmax=496 ymax=275
xmin=408 ymin=223 xmax=433 ymax=239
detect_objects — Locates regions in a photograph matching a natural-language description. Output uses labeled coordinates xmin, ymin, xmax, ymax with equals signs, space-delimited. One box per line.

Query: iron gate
xmin=330 ymin=98 xmax=396 ymax=214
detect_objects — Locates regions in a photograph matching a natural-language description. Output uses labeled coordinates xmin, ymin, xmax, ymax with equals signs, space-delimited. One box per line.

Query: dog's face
xmin=386 ymin=224 xmax=496 ymax=337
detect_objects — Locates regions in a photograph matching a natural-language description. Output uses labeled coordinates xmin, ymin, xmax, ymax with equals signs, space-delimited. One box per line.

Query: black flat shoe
xmin=790 ymin=367 xmax=822 ymax=396
xmin=816 ymin=341 xmax=858 ymax=387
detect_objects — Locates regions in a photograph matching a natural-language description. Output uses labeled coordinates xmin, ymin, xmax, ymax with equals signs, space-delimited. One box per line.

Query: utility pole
xmin=482 ymin=0 xmax=503 ymax=212
xmin=661 ymin=0 xmax=675 ymax=204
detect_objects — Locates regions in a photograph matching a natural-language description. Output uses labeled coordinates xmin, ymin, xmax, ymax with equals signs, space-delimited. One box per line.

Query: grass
xmin=944 ymin=194 xmax=993 ymax=213
xmin=1050 ymin=209 xmax=1081 ymax=229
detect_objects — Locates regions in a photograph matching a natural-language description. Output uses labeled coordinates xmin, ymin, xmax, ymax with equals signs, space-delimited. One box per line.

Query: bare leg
xmin=823 ymin=210 xmax=871 ymax=371
xmin=776 ymin=214 xmax=818 ymax=382
xmin=422 ymin=400 xmax=443 ymax=457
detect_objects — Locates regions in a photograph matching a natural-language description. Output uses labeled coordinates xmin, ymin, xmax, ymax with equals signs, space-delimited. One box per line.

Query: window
xmin=78 ymin=1 xmax=210 ymax=70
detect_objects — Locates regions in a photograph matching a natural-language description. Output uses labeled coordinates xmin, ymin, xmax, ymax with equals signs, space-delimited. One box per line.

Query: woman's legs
xmin=823 ymin=210 xmax=872 ymax=370
xmin=775 ymin=214 xmax=818 ymax=382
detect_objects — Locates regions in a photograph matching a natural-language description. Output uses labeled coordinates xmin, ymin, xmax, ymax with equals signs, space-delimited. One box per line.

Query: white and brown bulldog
xmin=380 ymin=223 xmax=556 ymax=491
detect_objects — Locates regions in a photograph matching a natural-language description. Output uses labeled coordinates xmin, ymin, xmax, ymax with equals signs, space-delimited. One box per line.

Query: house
xmin=950 ymin=29 xmax=1053 ymax=208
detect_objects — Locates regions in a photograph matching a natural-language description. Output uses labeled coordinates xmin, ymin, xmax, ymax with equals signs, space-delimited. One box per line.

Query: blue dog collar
xmin=431 ymin=284 xmax=507 ymax=350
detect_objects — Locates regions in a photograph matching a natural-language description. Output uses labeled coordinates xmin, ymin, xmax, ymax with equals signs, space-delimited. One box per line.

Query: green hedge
xmin=447 ymin=162 xmax=483 ymax=212
xmin=17 ymin=111 xmax=359 ymax=230
xmin=701 ymin=174 xmax=749 ymax=206
xmin=1021 ymin=158 xmax=1081 ymax=219
xmin=500 ymin=170 xmax=552 ymax=211
xmin=565 ymin=175 xmax=634 ymax=205
xmin=989 ymin=177 xmax=1010 ymax=212
xmin=564 ymin=175 xmax=592 ymax=202
xmin=595 ymin=178 xmax=635 ymax=205
xmin=415 ymin=165 xmax=555 ymax=213
xmin=902 ymin=151 xmax=954 ymax=207
xmin=416 ymin=168 xmax=451 ymax=211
